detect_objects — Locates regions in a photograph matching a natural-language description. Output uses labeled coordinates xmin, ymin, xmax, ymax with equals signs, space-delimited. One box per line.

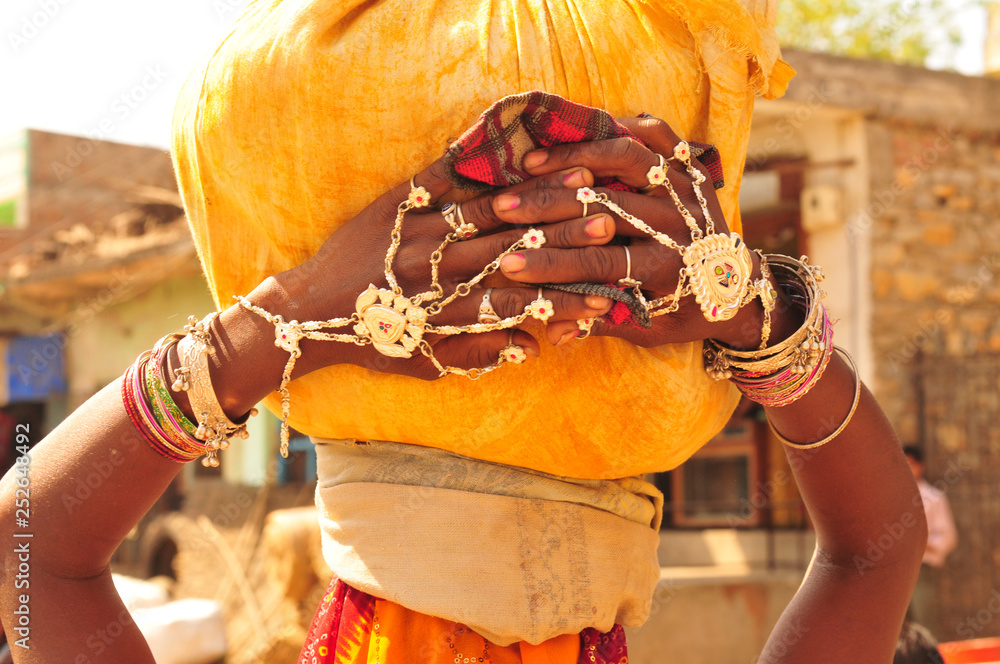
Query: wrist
xmin=711 ymin=255 xmax=803 ymax=351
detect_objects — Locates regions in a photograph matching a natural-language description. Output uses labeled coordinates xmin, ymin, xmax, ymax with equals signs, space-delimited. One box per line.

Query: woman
xmin=0 ymin=1 xmax=925 ymax=662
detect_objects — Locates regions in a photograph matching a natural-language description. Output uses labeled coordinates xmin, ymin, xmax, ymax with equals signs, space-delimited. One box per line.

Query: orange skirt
xmin=298 ymin=579 xmax=629 ymax=664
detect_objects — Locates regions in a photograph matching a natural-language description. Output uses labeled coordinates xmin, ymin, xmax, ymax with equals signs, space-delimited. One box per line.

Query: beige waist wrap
xmin=313 ymin=438 xmax=664 ymax=646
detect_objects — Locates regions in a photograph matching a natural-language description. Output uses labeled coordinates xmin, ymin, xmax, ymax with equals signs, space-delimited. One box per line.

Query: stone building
xmin=638 ymin=49 xmax=1000 ymax=659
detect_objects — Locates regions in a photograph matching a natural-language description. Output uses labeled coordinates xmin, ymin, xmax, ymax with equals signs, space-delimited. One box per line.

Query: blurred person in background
xmin=904 ymin=444 xmax=958 ymax=627
xmin=894 ymin=621 xmax=945 ymax=664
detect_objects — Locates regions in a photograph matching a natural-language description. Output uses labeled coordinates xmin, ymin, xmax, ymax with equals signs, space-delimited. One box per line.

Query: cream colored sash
xmin=312 ymin=438 xmax=663 ymax=646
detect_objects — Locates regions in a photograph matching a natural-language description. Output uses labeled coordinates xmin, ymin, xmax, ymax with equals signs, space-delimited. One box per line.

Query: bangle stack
xmin=704 ymin=254 xmax=831 ymax=402
xmin=122 ymin=316 xmax=257 ymax=467
xmin=704 ymin=254 xmax=860 ymax=449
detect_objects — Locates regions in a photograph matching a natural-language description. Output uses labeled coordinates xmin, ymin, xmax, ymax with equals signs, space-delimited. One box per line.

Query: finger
xmin=499 ymin=245 xmax=628 ymax=285
xmin=451 ymin=166 xmax=595 ymax=235
xmin=425 ymin=328 xmax=540 ymax=372
xmin=426 ymin=286 xmax=613 ymax=327
xmin=488 ymin=185 xmax=703 ymax=239
xmin=519 ymin=136 xmax=661 ymax=190
xmin=500 ymin=243 xmax=681 ymax=289
xmin=620 ymin=115 xmax=729 ymax=232
xmin=545 ymin=316 xmax=660 ymax=348
xmin=616 ymin=116 xmax=683 ymax=158
xmin=437 ymin=213 xmax=616 ymax=280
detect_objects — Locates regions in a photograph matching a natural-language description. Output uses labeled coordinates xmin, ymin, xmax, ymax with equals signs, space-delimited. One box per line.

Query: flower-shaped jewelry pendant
xmin=408 ymin=186 xmax=431 ymax=208
xmin=673 ymin=141 xmax=691 ymax=164
xmin=527 ymin=296 xmax=555 ymax=322
xmin=523 ymin=228 xmax=546 ymax=249
xmin=457 ymin=223 xmax=479 ymax=240
xmin=683 ymin=233 xmax=754 ymax=322
xmin=354 ymin=285 xmax=427 ymax=358
xmin=646 ymin=156 xmax=667 ymax=188
xmin=501 ymin=344 xmax=527 ymax=365
xmin=576 ymin=187 xmax=599 ymax=205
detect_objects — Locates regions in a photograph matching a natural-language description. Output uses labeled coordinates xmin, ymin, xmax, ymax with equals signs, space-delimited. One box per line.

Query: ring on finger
xmin=501 ymin=330 xmax=527 ymax=364
xmin=640 ymin=153 xmax=666 ymax=193
xmin=527 ymin=287 xmax=555 ymax=322
xmin=577 ymin=317 xmax=595 ymax=339
xmin=478 ymin=288 xmax=502 ymax=324
xmin=618 ymin=245 xmax=642 ymax=289
xmin=441 ymin=202 xmax=459 ymax=231
xmin=455 ymin=202 xmax=479 ymax=240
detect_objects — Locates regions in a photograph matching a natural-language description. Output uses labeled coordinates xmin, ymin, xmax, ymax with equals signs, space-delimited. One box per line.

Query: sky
xmin=0 ymin=0 xmax=992 ymax=150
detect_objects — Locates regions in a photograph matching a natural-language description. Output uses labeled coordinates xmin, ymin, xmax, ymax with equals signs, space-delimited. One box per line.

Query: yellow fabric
xmin=171 ymin=0 xmax=791 ymax=479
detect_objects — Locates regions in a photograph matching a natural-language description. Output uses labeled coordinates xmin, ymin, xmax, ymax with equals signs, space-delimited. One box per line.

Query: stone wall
xmin=868 ymin=119 xmax=1000 ymax=444
xmin=779 ymin=49 xmax=1000 ymax=640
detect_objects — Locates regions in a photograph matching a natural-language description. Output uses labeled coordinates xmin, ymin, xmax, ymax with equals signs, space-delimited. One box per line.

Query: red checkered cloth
xmin=443 ymin=90 xmax=724 ymax=193
xmin=443 ymin=91 xmax=725 ymax=328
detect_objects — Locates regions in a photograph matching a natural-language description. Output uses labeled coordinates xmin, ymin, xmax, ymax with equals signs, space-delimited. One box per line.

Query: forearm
xmin=0 ymin=381 xmax=181 ymax=661
xmin=758 ymin=355 xmax=925 ymax=662
xmin=0 ymin=283 xmax=297 ymax=661
xmin=0 ymin=565 xmax=155 ymax=663
xmin=768 ymin=357 xmax=924 ymax=567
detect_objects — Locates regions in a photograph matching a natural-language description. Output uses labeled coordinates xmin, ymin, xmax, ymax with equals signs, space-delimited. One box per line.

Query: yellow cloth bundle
xmin=171 ymin=0 xmax=793 ymax=479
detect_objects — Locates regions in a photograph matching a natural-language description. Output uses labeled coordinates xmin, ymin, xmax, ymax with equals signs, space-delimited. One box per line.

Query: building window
xmin=667 ymin=419 xmax=761 ymax=528
xmin=275 ymin=434 xmax=317 ymax=485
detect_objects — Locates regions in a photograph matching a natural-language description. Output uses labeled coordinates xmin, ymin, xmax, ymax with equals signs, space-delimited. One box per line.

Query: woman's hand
xmin=491 ymin=116 xmax=797 ymax=350
xmin=215 ymin=154 xmax=619 ymax=395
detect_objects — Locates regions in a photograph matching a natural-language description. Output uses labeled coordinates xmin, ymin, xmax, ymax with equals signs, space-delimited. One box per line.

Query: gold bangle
xmin=767 ymin=347 xmax=861 ymax=450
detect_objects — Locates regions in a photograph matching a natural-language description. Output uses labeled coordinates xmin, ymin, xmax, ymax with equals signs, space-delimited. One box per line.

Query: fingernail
xmin=500 ymin=253 xmax=526 ymax=273
xmin=495 ymin=194 xmax=520 ymax=212
xmin=525 ymin=346 xmax=540 ymax=358
xmin=562 ymin=168 xmax=587 ymax=188
xmin=585 ymin=216 xmax=610 ymax=238
xmin=556 ymin=330 xmax=580 ymax=346
xmin=524 ymin=151 xmax=548 ymax=169
xmin=585 ymin=295 xmax=612 ymax=311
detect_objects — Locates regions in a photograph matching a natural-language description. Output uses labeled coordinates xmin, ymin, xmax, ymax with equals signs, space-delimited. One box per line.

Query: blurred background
xmin=1 ymin=1 xmax=999 ymax=662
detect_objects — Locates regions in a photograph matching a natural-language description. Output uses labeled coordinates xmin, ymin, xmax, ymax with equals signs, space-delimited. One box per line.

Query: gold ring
xmin=478 ymin=288 xmax=501 ymax=324
xmin=454 ymin=203 xmax=479 ymax=240
xmin=640 ymin=153 xmax=666 ymax=193
xmin=501 ymin=331 xmax=527 ymax=364
xmin=441 ymin=202 xmax=459 ymax=231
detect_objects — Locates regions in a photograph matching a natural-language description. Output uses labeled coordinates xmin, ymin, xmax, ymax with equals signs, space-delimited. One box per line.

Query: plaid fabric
xmin=444 ymin=90 xmax=725 ymax=193
xmin=443 ymin=91 xmax=725 ymax=329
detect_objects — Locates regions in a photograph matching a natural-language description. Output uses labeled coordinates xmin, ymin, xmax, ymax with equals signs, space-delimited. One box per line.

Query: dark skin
xmin=0 ymin=117 xmax=924 ymax=663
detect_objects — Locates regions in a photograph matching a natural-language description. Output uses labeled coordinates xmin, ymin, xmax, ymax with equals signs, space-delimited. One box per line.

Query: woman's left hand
xmin=493 ymin=116 xmax=792 ymax=350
